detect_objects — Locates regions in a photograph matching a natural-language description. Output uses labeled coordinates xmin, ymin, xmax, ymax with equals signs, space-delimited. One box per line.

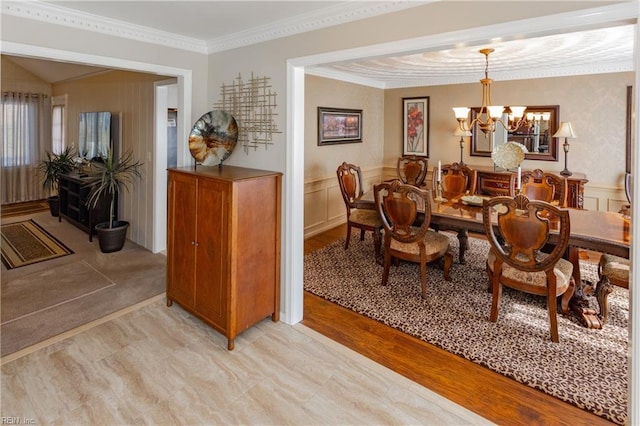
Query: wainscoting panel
xmin=304 ymin=187 xmax=327 ymax=230
xmin=583 ymin=185 xmax=628 ymax=212
xmin=304 ymin=167 xmax=383 ymax=238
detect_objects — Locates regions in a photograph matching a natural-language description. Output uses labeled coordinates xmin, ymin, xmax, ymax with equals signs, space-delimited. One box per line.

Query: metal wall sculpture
xmin=213 ymin=72 xmax=281 ymax=153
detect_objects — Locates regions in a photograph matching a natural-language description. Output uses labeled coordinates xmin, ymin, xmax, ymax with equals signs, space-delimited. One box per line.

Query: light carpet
xmin=1 ymin=213 xmax=167 ymax=358
xmin=1 ymin=260 xmax=114 ymax=323
xmin=304 ymin=234 xmax=628 ymax=424
xmin=1 ymin=219 xmax=73 ymax=269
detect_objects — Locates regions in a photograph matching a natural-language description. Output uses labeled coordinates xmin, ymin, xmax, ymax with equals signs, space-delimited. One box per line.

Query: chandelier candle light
xmin=453 ymin=127 xmax=472 ymax=165
xmin=553 ymin=121 xmax=577 ymax=177
xmin=453 ymin=48 xmax=527 ymax=135
xmin=435 ymin=160 xmax=446 ymax=202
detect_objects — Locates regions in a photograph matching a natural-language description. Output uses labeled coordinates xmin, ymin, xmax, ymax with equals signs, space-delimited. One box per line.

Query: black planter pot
xmin=47 ymin=196 xmax=60 ymax=217
xmin=95 ymin=221 xmax=129 ymax=253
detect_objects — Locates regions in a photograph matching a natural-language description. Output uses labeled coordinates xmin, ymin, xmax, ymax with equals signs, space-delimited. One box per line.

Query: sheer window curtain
xmin=1 ymin=92 xmax=51 ymax=204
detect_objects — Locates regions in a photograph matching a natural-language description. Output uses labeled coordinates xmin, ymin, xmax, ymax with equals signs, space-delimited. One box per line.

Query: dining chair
xmin=430 ymin=162 xmax=477 ymax=263
xmin=432 ymin=162 xmax=477 ymax=196
xmin=397 ymin=155 xmax=428 ymax=187
xmin=596 ymin=171 xmax=631 ymax=323
xmin=520 ymin=168 xmax=568 ymax=207
xmin=482 ymin=194 xmax=575 ymax=343
xmin=336 ymin=162 xmax=382 ymax=256
xmin=374 ymin=180 xmax=452 ymax=299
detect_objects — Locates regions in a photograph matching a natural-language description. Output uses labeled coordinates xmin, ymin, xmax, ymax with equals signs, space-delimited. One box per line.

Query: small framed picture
xmin=402 ymin=97 xmax=429 ymax=156
xmin=318 ymin=107 xmax=363 ymax=145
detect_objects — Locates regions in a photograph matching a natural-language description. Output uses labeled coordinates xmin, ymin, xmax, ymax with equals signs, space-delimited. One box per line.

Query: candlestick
xmin=434 ymin=179 xmax=447 ymax=202
xmin=437 ymin=160 xmax=442 ymax=182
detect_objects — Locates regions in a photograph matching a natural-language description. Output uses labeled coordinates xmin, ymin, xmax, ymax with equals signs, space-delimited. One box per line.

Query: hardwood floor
xmin=302 ymin=224 xmax=612 ymax=426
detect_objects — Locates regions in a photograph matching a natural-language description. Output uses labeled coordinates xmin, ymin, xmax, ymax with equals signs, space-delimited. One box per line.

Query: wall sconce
xmin=453 ymin=126 xmax=472 ymax=165
xmin=553 ymin=122 xmax=576 ymax=176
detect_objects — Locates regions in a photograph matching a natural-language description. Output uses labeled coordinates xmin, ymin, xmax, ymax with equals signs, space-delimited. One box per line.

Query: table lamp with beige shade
xmin=453 ymin=126 xmax=472 ymax=165
xmin=553 ymin=121 xmax=577 ymax=177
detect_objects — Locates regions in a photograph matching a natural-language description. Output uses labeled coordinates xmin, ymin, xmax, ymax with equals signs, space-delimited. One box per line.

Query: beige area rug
xmin=304 ymin=234 xmax=629 ymax=425
xmin=1 ymin=219 xmax=73 ymax=269
xmin=1 ymin=213 xmax=167 ymax=358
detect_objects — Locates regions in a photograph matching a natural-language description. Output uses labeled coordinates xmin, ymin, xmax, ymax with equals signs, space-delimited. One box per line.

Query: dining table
xmin=355 ymin=189 xmax=630 ymax=330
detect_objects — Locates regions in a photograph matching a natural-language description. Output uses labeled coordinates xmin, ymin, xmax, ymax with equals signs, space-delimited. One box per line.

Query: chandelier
xmin=453 ymin=48 xmax=526 ymax=134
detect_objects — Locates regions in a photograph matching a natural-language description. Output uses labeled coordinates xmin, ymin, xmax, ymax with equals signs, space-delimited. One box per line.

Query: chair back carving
xmin=375 ymin=180 xmax=431 ymax=244
xmin=397 ymin=155 xmax=428 ymax=187
xmin=483 ymin=194 xmax=570 ymax=273
xmin=520 ymin=169 xmax=567 ymax=207
xmin=433 ymin=162 xmax=477 ymax=195
xmin=336 ymin=162 xmax=364 ymax=215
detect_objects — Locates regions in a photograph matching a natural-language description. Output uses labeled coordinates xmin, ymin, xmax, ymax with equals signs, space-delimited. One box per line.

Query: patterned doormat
xmin=1 ymin=219 xmax=73 ymax=269
xmin=304 ymin=234 xmax=628 ymax=424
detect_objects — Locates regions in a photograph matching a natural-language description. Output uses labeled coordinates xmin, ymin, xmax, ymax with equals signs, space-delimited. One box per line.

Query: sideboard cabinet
xmin=474 ymin=167 xmax=588 ymax=209
xmin=58 ymin=173 xmax=111 ymax=241
xmin=166 ymin=166 xmax=282 ymax=350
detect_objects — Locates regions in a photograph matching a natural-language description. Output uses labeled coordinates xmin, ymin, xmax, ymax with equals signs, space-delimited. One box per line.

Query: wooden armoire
xmin=166 ymin=165 xmax=282 ymax=350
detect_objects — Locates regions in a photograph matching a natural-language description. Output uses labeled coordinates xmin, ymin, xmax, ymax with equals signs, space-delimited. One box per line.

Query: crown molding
xmin=1 ymin=1 xmax=432 ymax=56
xmin=305 ymin=67 xmax=388 ymax=89
xmin=205 ymin=1 xmax=435 ymax=54
xmin=2 ymin=1 xmax=209 ymax=53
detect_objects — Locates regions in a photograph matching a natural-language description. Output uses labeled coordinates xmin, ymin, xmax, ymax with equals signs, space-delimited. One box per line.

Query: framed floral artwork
xmin=402 ymin=97 xmax=429 ymax=156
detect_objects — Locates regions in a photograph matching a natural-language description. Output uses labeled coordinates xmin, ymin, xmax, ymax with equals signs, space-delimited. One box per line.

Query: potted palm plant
xmin=37 ymin=146 xmax=76 ymax=216
xmin=85 ymin=148 xmax=142 ymax=253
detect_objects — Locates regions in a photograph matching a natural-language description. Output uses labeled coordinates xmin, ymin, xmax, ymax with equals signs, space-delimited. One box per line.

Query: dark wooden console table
xmin=474 ymin=166 xmax=588 ymax=209
xmin=58 ymin=173 xmax=111 ymax=241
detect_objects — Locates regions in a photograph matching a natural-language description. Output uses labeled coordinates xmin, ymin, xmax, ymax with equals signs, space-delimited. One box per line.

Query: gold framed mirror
xmin=470 ymin=105 xmax=559 ymax=161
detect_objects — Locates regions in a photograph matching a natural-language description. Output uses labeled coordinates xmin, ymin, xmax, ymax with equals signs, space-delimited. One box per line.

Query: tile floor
xmin=1 ymin=296 xmax=491 ymax=425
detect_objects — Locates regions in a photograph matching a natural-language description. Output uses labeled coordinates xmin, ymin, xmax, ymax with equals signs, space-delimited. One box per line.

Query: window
xmin=1 ymin=92 xmax=51 ymax=203
xmin=52 ymin=95 xmax=67 ymax=154
xmin=1 ymin=93 xmax=38 ymax=167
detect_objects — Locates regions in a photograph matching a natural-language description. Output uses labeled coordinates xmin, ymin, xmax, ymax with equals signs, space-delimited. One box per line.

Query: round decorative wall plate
xmin=491 ymin=141 xmax=525 ymax=170
xmin=189 ymin=110 xmax=238 ymax=166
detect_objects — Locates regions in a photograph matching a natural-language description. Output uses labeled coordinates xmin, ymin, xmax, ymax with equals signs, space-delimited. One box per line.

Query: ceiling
xmin=2 ymin=1 xmax=635 ymax=87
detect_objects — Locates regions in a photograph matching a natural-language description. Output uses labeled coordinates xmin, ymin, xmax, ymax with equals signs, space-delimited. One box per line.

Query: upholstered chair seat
xmin=599 ymin=254 xmax=630 ymax=283
xmin=596 ymin=253 xmax=630 ymax=323
xmin=390 ymin=228 xmax=450 ymax=257
xmin=349 ymin=209 xmax=383 ymax=228
xmin=487 ymin=250 xmax=573 ymax=290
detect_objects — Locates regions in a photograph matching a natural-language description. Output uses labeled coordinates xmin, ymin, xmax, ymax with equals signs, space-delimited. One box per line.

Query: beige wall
xmin=53 ymin=70 xmax=171 ymax=247
xmin=303 ymin=71 xmax=633 ymax=236
xmin=304 ymin=75 xmax=385 ymax=235
xmin=1 ymin=56 xmax=52 ymax=94
xmin=384 ymin=72 xmax=633 ymax=190
xmin=305 ymin=75 xmax=385 ymax=180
